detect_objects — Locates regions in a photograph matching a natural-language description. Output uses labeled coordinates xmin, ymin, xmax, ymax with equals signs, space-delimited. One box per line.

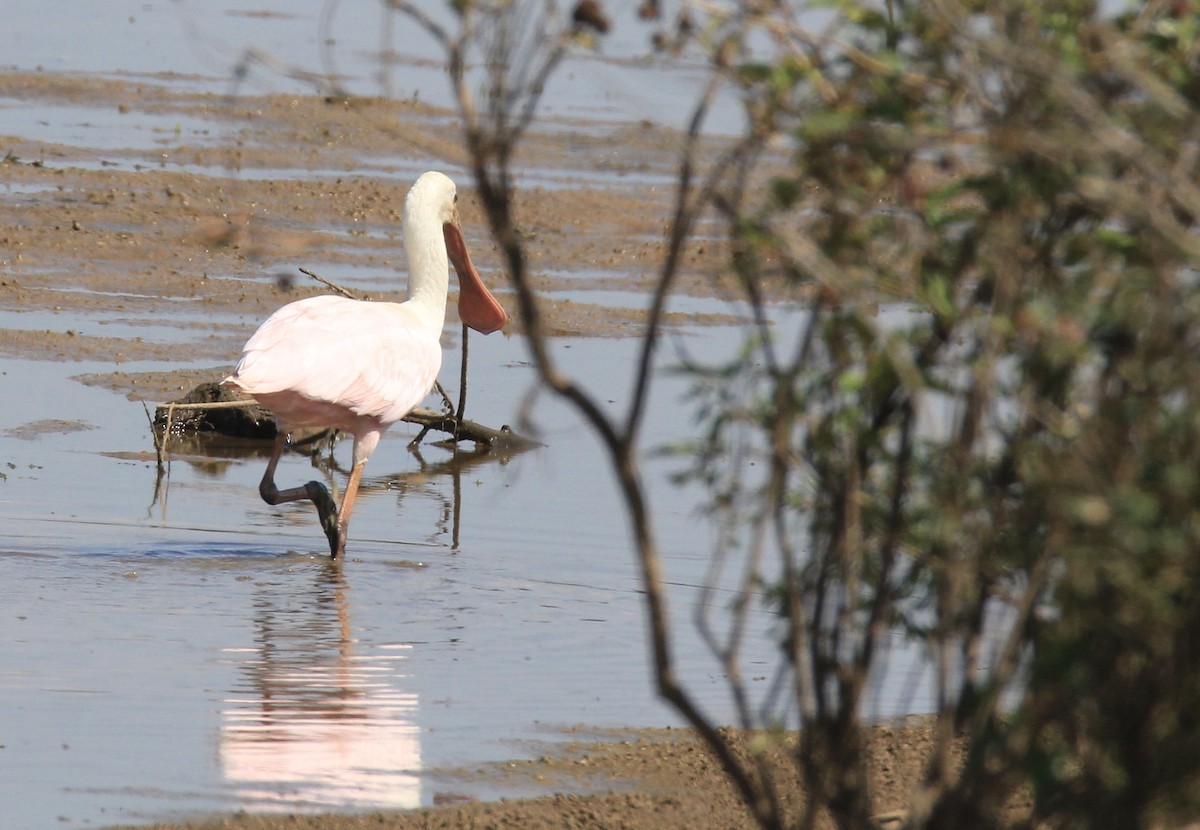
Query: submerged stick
xmin=402 ymin=406 xmax=540 ymax=451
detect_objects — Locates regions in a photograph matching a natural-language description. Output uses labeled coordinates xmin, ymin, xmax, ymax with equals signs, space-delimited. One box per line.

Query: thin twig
xmin=142 ymin=401 xmax=165 ymax=473
xmin=298 ymin=266 xmax=362 ymax=299
xmin=434 ymin=380 xmax=456 ymax=413
xmin=159 ymin=400 xmax=260 ymax=412
xmin=402 ymin=406 xmax=540 ymax=450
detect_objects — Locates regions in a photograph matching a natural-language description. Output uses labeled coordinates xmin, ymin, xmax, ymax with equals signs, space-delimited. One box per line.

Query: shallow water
xmin=0 ymin=331 xmax=793 ymax=828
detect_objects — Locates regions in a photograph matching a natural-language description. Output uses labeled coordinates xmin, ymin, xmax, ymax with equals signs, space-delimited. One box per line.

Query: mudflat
xmin=109 ymin=724 xmax=943 ymax=830
xmin=0 ymin=70 xmax=742 ymax=402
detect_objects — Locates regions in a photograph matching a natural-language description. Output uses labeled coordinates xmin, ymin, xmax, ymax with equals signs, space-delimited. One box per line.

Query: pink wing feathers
xmin=225 ymin=295 xmax=443 ymax=427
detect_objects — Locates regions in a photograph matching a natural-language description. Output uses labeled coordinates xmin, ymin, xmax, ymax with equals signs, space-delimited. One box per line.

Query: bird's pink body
xmin=222 ymin=171 xmax=507 ymax=558
xmin=228 ymin=295 xmax=442 ymax=465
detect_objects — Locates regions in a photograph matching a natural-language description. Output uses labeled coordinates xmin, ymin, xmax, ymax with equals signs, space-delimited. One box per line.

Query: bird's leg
xmin=331 ymin=459 xmax=368 ymax=560
xmin=259 ymin=433 xmax=341 ymax=557
xmin=456 ymin=323 xmax=469 ymax=426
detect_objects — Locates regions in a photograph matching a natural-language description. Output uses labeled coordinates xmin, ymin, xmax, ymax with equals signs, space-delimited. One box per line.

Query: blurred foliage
xmin=667 ymin=0 xmax=1200 ymax=827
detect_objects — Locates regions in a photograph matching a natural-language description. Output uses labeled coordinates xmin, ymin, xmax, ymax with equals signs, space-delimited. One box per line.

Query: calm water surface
xmin=1 ymin=330 xmax=807 ymax=828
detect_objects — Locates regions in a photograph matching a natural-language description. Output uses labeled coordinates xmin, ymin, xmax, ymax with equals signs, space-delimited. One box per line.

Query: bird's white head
xmin=403 ymin=171 xmax=507 ymax=336
xmin=405 ymin=171 xmax=459 ymax=226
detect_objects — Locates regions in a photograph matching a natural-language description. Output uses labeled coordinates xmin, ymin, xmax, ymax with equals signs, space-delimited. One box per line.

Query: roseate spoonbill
xmin=222 ymin=171 xmax=507 ymax=559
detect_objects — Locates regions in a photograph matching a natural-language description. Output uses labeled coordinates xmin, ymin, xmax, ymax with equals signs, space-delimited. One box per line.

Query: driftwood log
xmin=153 ymin=381 xmax=539 ymax=452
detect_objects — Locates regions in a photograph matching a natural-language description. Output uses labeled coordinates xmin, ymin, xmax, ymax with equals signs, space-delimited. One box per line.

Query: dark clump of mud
xmin=154 ymin=381 xmax=277 ymax=438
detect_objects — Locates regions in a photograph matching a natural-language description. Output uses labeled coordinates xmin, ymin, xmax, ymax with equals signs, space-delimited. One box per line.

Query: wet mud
xmin=0 ymin=70 xmax=746 ymax=403
xmin=113 ymin=721 xmax=959 ymax=830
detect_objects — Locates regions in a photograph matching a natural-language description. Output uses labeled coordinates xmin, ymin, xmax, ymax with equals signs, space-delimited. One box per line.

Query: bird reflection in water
xmin=219 ymin=565 xmax=421 ymax=811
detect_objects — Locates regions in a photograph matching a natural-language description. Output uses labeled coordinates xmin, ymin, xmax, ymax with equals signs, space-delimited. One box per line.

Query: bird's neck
xmin=402 ymin=212 xmax=450 ymax=331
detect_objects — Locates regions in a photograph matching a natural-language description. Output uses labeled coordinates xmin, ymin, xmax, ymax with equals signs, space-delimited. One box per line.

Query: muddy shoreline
xmin=110 ymin=722 xmax=945 ymax=830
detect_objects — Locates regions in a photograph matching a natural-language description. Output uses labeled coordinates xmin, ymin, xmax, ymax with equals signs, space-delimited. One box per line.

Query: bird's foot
xmin=328 ymin=522 xmax=347 ymax=559
xmin=304 ymin=480 xmax=343 ymax=559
